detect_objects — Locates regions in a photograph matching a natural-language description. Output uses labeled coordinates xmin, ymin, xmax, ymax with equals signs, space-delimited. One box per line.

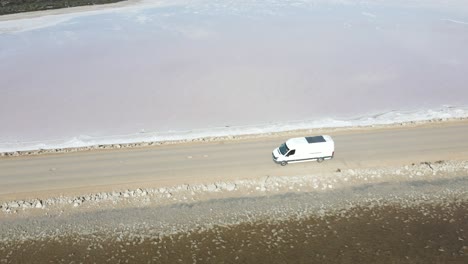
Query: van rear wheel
xmin=280 ymin=161 xmax=287 ymax=166
xmin=317 ymin=157 xmax=324 ymax=163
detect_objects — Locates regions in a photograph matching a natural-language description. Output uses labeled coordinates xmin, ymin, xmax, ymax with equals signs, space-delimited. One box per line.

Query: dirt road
xmin=1 ymin=121 xmax=468 ymax=201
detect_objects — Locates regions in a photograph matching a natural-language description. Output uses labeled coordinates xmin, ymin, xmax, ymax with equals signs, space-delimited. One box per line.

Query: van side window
xmin=287 ymin=149 xmax=295 ymax=156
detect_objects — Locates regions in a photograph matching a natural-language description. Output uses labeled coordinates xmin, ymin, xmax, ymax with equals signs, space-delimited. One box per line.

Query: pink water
xmin=1 ymin=0 xmax=468 ymax=151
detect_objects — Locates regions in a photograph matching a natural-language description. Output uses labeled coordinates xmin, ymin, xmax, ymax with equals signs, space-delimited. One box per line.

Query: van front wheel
xmin=317 ymin=157 xmax=324 ymax=163
xmin=280 ymin=161 xmax=287 ymax=166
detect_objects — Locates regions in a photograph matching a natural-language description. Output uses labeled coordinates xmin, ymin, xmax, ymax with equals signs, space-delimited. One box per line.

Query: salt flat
xmin=1 ymin=0 xmax=468 ymax=151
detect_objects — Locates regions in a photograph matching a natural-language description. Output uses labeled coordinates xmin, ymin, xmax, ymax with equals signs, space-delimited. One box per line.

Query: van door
xmin=286 ymin=149 xmax=296 ymax=161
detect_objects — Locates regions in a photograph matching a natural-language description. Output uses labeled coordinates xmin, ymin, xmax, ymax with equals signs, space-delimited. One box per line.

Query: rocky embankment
xmin=1 ymin=160 xmax=467 ymax=263
xmin=1 ymin=160 xmax=467 ymax=216
xmin=1 ymin=191 xmax=467 ymax=263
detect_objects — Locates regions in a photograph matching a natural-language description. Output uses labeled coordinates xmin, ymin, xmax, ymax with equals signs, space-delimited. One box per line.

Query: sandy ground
xmin=1 ymin=120 xmax=467 ymax=263
xmin=1 ymin=119 xmax=468 ymax=203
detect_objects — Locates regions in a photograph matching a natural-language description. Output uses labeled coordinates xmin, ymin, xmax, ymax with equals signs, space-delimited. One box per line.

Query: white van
xmin=272 ymin=135 xmax=335 ymax=166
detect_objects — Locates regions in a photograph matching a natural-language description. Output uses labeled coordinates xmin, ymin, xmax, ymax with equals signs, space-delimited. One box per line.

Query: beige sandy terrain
xmin=1 ymin=121 xmax=467 ymax=264
xmin=1 ymin=120 xmax=468 ymax=203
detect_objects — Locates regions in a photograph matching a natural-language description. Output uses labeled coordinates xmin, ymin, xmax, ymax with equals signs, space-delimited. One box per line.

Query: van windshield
xmin=279 ymin=143 xmax=289 ymax=155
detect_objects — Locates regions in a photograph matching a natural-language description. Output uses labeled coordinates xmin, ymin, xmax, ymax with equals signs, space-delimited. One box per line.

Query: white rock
xmin=9 ymin=202 xmax=20 ymax=208
xmin=226 ymin=183 xmax=236 ymax=191
xmin=207 ymin=184 xmax=218 ymax=192
xmin=34 ymin=201 xmax=43 ymax=208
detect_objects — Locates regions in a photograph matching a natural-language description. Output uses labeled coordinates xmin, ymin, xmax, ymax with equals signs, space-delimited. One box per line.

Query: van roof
xmin=286 ymin=135 xmax=333 ymax=149
xmin=305 ymin=136 xmax=326 ymax=143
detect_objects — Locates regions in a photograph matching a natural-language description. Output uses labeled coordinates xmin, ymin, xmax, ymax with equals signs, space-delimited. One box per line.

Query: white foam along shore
xmin=1 ymin=106 xmax=468 ymax=155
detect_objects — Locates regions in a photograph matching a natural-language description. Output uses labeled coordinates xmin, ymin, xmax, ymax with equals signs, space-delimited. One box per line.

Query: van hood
xmin=272 ymin=148 xmax=281 ymax=159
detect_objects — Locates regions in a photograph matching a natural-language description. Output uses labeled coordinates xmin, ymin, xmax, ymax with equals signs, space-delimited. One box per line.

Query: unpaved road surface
xmin=1 ymin=121 xmax=468 ymax=201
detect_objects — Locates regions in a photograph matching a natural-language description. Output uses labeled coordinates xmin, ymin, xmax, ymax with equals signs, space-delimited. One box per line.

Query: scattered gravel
xmin=0 ymin=160 xmax=466 ymax=239
xmin=1 ymin=160 xmax=467 ymax=216
xmin=0 ymin=159 xmax=467 ymax=263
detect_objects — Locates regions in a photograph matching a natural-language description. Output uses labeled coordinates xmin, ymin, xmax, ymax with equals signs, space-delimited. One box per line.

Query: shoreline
xmin=1 ymin=130 xmax=467 ymax=262
xmin=2 ymin=117 xmax=467 ymax=158
xmin=1 ymin=164 xmax=467 ymax=262
xmin=2 ymin=199 xmax=467 ymax=263
xmin=1 ymin=119 xmax=467 ymax=206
